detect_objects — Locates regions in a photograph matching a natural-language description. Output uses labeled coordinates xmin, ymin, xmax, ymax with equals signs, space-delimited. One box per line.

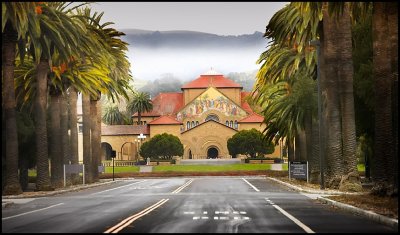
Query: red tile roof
xmin=148 ymin=115 xmax=182 ymax=125
xmin=101 ymin=125 xmax=149 ymax=135
xmin=133 ymin=92 xmax=184 ymax=117
xmin=241 ymin=92 xmax=254 ymax=114
xmin=181 ymin=75 xmax=242 ymax=89
xmin=238 ymin=113 xmax=264 ymax=123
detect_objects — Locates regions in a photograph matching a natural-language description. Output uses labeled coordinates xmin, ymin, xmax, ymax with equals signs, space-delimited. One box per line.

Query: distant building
xmin=100 ymin=69 xmax=281 ymax=161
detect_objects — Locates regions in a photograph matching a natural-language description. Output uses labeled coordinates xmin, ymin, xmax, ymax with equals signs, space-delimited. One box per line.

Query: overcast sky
xmin=88 ymin=2 xmax=288 ymax=35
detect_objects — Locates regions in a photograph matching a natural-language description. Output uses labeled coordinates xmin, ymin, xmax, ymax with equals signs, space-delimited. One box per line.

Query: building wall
xmin=181 ymin=121 xmax=237 ymax=159
xmin=149 ymin=124 xmax=181 ymax=138
xmin=218 ymin=88 xmax=241 ymax=104
xmin=183 ymin=88 xmax=205 ymax=105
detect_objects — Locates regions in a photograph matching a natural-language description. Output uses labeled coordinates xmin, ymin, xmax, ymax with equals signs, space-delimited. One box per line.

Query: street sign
xmin=289 ymin=161 xmax=308 ymax=182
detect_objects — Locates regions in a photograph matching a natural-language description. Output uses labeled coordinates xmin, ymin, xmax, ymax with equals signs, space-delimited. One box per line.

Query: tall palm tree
xmin=2 ymin=2 xmax=36 ymax=195
xmin=371 ymin=2 xmax=398 ymax=195
xmin=127 ymin=92 xmax=153 ymax=125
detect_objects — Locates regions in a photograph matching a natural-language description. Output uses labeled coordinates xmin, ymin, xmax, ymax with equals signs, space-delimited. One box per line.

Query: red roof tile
xmin=133 ymin=92 xmax=183 ymax=117
xmin=101 ymin=125 xmax=149 ymax=135
xmin=148 ymin=115 xmax=182 ymax=125
xmin=238 ymin=113 xmax=264 ymax=123
xmin=241 ymin=92 xmax=254 ymax=114
xmin=181 ymin=75 xmax=242 ymax=89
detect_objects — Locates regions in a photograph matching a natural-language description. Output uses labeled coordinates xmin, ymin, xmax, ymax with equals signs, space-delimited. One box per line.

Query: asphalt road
xmin=2 ymin=177 xmax=397 ymax=233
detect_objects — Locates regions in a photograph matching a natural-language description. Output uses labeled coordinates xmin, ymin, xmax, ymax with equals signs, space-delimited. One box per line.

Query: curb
xmin=2 ymin=180 xmax=118 ymax=200
xmin=267 ymin=177 xmax=398 ymax=230
xmin=317 ymin=197 xmax=398 ymax=230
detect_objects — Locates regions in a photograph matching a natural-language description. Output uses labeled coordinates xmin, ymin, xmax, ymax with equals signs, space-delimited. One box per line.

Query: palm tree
xmin=2 ymin=2 xmax=36 ymax=195
xmin=371 ymin=2 xmax=398 ymax=195
xmin=127 ymin=92 xmax=153 ymax=125
xmin=102 ymin=106 xmax=126 ymax=125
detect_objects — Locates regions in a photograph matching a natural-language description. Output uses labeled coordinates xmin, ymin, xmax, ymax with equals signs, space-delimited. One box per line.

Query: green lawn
xmin=152 ymin=164 xmax=275 ymax=172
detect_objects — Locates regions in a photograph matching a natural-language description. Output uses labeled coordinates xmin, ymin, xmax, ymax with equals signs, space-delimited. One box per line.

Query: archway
xmin=189 ymin=150 xmax=192 ymax=159
xmin=101 ymin=142 xmax=113 ymax=161
xmin=207 ymin=147 xmax=219 ymax=159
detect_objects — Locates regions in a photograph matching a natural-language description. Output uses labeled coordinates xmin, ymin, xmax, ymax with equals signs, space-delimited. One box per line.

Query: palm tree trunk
xmin=310 ymin=117 xmax=321 ymax=184
xmin=49 ymin=88 xmax=63 ymax=188
xmin=321 ymin=3 xmax=344 ymax=188
xmin=82 ymin=93 xmax=93 ymax=183
xmin=337 ymin=3 xmax=361 ymax=191
xmin=68 ymin=87 xmax=79 ymax=184
xmin=287 ymin=140 xmax=295 ymax=162
xmin=388 ymin=1 xmax=398 ymax=196
xmin=35 ymin=59 xmax=53 ymax=191
xmin=60 ymin=92 xmax=69 ymax=165
xmin=2 ymin=22 xmax=22 ymax=195
xmin=295 ymin=130 xmax=307 ymax=161
xmin=371 ymin=2 xmax=395 ymax=195
xmin=90 ymin=94 xmax=100 ymax=182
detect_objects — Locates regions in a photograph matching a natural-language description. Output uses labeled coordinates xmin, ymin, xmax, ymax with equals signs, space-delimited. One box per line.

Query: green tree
xmin=127 ymin=92 xmax=153 ymax=125
xmin=227 ymin=129 xmax=275 ymax=158
xmin=140 ymin=133 xmax=183 ymax=160
xmin=102 ymin=106 xmax=126 ymax=125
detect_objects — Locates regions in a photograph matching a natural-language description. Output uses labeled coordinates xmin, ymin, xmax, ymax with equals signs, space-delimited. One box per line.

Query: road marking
xmin=193 ymin=216 xmax=200 ymax=220
xmin=171 ymin=179 xmax=194 ymax=194
xmin=242 ymin=178 xmax=260 ymax=192
xmin=214 ymin=216 xmax=219 ymax=220
xmin=203 ymin=211 xmax=208 ymax=214
xmin=265 ymin=198 xmax=314 ymax=233
xmin=201 ymin=216 xmax=209 ymax=219
xmin=183 ymin=211 xmax=195 ymax=215
xmin=91 ymin=180 xmax=147 ymax=195
xmin=2 ymin=203 xmax=64 ymax=220
xmin=104 ymin=198 xmax=169 ymax=233
xmin=219 ymin=216 xmax=229 ymax=220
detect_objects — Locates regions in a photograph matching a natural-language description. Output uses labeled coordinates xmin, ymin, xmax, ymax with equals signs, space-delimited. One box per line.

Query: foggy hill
xmin=122 ymin=29 xmax=266 ymax=48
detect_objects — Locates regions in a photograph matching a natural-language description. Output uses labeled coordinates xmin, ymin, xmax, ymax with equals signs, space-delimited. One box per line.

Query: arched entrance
xmin=101 ymin=142 xmax=113 ymax=161
xmin=189 ymin=150 xmax=192 ymax=159
xmin=207 ymin=147 xmax=219 ymax=159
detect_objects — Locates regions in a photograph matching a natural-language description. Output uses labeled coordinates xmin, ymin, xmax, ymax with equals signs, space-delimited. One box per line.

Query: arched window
xmin=196 ymin=121 xmax=199 ymax=126
xmin=230 ymin=120 xmax=233 ymax=128
xmin=205 ymin=114 xmax=219 ymax=122
xmin=187 ymin=121 xmax=190 ymax=129
xmin=226 ymin=121 xmax=229 ymax=126
xmin=191 ymin=121 xmax=195 ymax=128
xmin=234 ymin=120 xmax=238 ymax=129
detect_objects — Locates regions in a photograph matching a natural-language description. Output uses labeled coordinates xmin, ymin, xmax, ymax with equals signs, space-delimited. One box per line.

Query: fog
xmin=127 ymin=45 xmax=266 ymax=82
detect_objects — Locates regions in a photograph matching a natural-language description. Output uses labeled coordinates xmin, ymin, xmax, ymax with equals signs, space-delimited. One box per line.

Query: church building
xmin=100 ymin=69 xmax=280 ymax=160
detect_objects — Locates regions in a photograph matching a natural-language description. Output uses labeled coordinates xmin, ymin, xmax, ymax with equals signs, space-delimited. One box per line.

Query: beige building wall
xmin=181 ymin=121 xmax=237 ymax=159
xmin=149 ymin=124 xmax=181 ymax=138
xmin=101 ymin=135 xmax=140 ymax=161
xmin=183 ymin=88 xmax=205 ymax=105
xmin=218 ymin=88 xmax=241 ymax=104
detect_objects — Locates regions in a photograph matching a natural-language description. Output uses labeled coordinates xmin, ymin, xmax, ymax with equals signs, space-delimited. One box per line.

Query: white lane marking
xmin=2 ymin=203 xmax=64 ymax=220
xmin=214 ymin=216 xmax=219 ymax=220
xmin=203 ymin=211 xmax=208 ymax=214
xmin=91 ymin=180 xmax=147 ymax=195
xmin=239 ymin=211 xmax=247 ymax=214
xmin=201 ymin=216 xmax=209 ymax=219
xmin=193 ymin=216 xmax=200 ymax=220
xmin=242 ymin=178 xmax=260 ymax=192
xmin=104 ymin=198 xmax=169 ymax=233
xmin=171 ymin=179 xmax=194 ymax=194
xmin=219 ymin=216 xmax=229 ymax=220
xmin=243 ymin=217 xmax=250 ymax=220
xmin=233 ymin=211 xmax=239 ymax=214
xmin=183 ymin=211 xmax=195 ymax=215
xmin=234 ymin=217 xmax=240 ymax=220
xmin=266 ymin=198 xmax=314 ymax=233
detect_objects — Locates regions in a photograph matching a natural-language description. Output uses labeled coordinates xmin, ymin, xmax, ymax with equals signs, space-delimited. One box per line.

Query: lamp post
xmin=310 ymin=39 xmax=325 ymax=189
xmin=137 ymin=133 xmax=146 ymax=160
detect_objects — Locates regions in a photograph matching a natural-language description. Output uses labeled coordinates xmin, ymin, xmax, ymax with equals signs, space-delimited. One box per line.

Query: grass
xmin=152 ymin=163 xmax=276 ymax=172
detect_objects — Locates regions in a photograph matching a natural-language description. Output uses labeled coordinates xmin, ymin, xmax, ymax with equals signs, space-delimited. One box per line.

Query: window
xmin=226 ymin=121 xmax=229 ymax=126
xmin=187 ymin=121 xmax=190 ymax=129
xmin=196 ymin=121 xmax=199 ymax=126
xmin=205 ymin=114 xmax=219 ymax=122
xmin=230 ymin=121 xmax=233 ymax=128
xmin=78 ymin=123 xmax=83 ymax=133
xmin=191 ymin=121 xmax=195 ymax=128
xmin=234 ymin=120 xmax=238 ymax=129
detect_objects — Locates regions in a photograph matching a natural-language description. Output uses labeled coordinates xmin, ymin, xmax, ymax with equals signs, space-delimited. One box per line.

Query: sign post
xmin=111 ymin=150 xmax=116 ymax=181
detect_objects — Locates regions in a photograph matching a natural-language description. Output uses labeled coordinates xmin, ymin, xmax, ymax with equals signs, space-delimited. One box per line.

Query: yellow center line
xmin=171 ymin=179 xmax=194 ymax=194
xmin=104 ymin=198 xmax=169 ymax=233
